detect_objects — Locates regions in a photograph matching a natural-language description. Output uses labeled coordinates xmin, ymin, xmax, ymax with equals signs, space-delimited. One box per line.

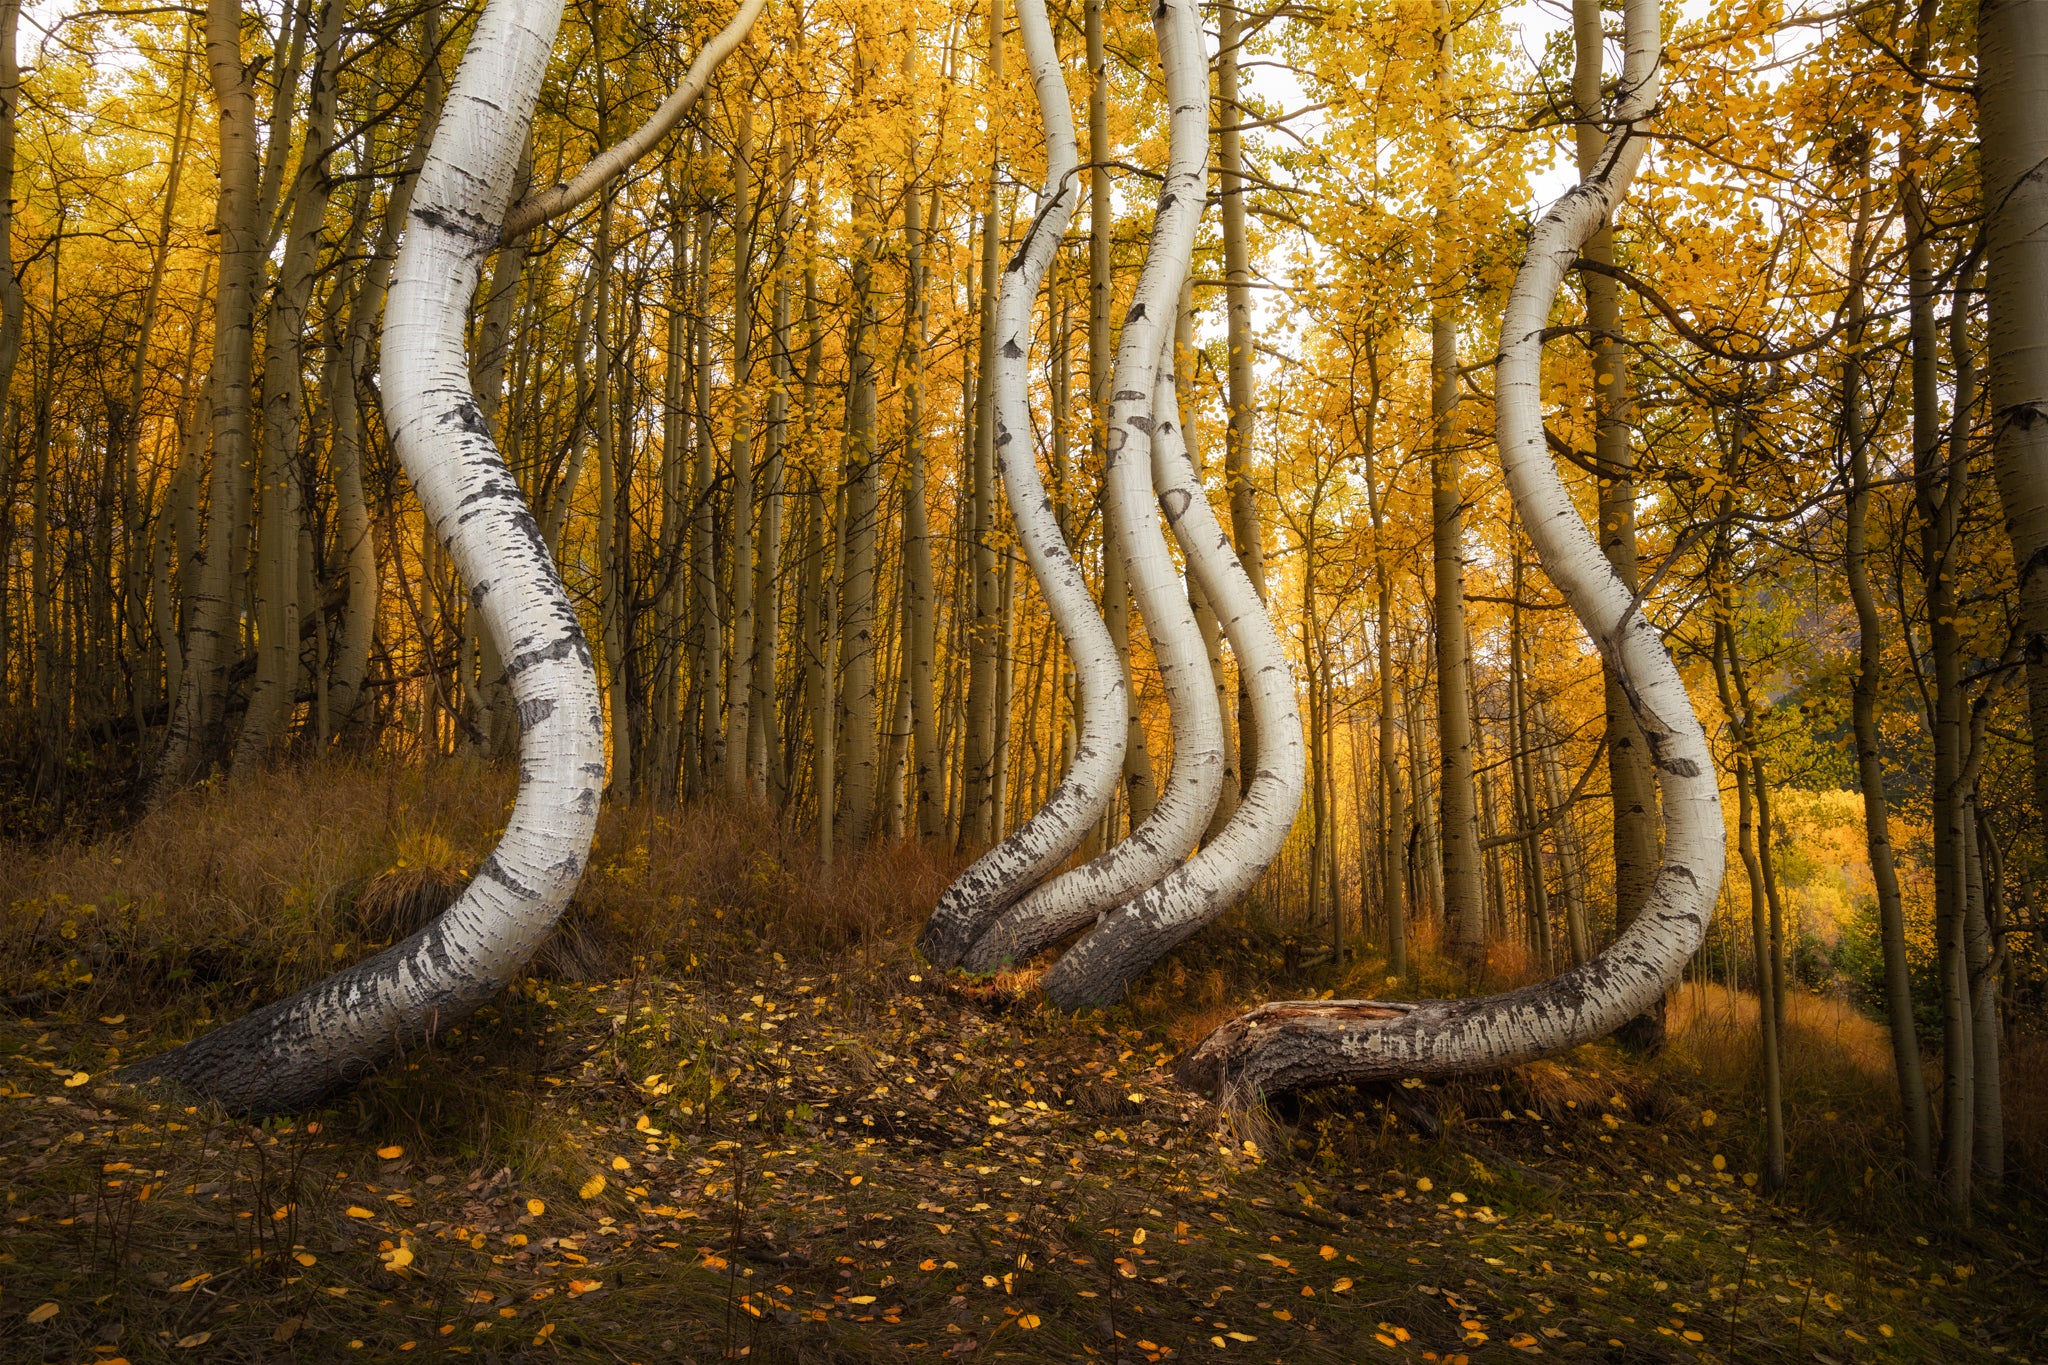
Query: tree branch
xmin=500 ymin=0 xmax=768 ymax=241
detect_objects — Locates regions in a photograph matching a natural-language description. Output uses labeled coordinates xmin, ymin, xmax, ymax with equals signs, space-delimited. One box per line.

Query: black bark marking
xmin=477 ymin=853 xmax=541 ymax=900
xmin=515 ymin=696 xmax=555 ymax=732
xmin=504 ymin=629 xmax=592 ymax=677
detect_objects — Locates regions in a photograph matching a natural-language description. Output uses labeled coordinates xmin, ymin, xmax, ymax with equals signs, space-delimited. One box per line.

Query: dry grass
xmin=0 ymin=761 xmax=2042 ymax=1362
xmin=0 ymin=760 xmax=954 ymax=1033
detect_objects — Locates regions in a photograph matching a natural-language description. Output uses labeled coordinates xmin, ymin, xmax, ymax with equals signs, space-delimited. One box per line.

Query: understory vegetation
xmin=2 ymin=764 xmax=2040 ymax=1363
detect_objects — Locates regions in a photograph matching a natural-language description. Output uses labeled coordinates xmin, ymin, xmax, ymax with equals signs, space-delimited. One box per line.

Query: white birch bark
xmin=127 ymin=0 xmax=604 ymax=1113
xmin=918 ymin=0 xmax=1129 ymax=968
xmin=1030 ymin=334 xmax=1303 ymax=1002
xmin=955 ymin=0 xmax=1222 ymax=974
xmin=1183 ymin=0 xmax=1724 ymax=1097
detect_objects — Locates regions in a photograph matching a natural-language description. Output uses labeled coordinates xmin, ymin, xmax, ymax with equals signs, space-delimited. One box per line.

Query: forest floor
xmin=0 ymin=762 xmax=2043 ymax=1364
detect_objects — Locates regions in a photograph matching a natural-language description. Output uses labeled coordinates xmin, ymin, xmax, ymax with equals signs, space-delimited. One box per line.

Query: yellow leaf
xmin=176 ymin=1332 xmax=211 ymax=1348
xmin=169 ymin=1273 xmax=212 ymax=1292
xmin=567 ymin=1278 xmax=603 ymax=1296
xmin=1319 ymin=1245 xmax=1337 ymax=1260
xmin=377 ymin=1145 xmax=404 ymax=1160
xmin=919 ymin=1259 xmax=938 ymax=1271
xmin=294 ymin=1253 xmax=317 ymax=1267
xmin=848 ymin=1175 xmax=863 ymax=1186
xmin=848 ymin=1295 xmax=876 ymax=1304
xmin=26 ymin=1303 xmax=58 ymax=1324
xmin=526 ymin=1198 xmax=546 ymax=1217
xmin=1018 ymin=1314 xmax=1041 ymax=1329
xmin=579 ymin=1174 xmax=607 ymax=1200
xmin=1415 ymin=1177 xmax=1433 ymax=1192
xmin=98 ymin=1015 xmax=125 ymax=1025
xmin=383 ymin=1245 xmax=415 ymax=1270
xmin=1132 ymin=1228 xmax=1146 ymax=1245
xmin=346 ymin=1206 xmax=375 ymax=1219
xmin=64 ymin=1072 xmax=90 ymax=1088
xmin=611 ymin=1156 xmax=630 ymax=1171
xmin=1273 ymin=1309 xmax=1293 ymax=1321
xmin=1227 ymin=1331 xmax=1256 ymax=1342
xmin=1333 ymin=1278 xmax=1354 ymax=1293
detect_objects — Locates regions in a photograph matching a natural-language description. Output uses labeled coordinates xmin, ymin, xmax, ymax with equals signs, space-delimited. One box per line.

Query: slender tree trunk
xmin=904 ymin=175 xmax=943 ymax=838
xmin=1218 ymin=0 xmax=1265 ymax=798
xmin=594 ymin=179 xmax=636 ymax=792
xmin=1848 ymin=153 xmax=1933 ymax=1176
xmin=157 ymin=0 xmax=265 ymax=793
xmin=1575 ymin=0 xmax=1660 ymax=956
xmin=1432 ymin=303 xmax=1483 ymax=968
xmin=119 ymin=38 xmax=196 ymax=731
xmin=725 ymin=104 xmax=758 ymax=800
xmin=1966 ymin=802 xmax=2004 ymax=1181
xmin=962 ymin=0 xmax=1008 ymax=848
xmin=1914 ymin=215 xmax=1975 ymax=1210
xmin=1537 ymin=702 xmax=1591 ymax=966
xmin=1714 ymin=614 xmax=1786 ymax=1191
xmin=236 ymin=0 xmax=346 ymax=773
xmin=750 ymin=148 xmax=797 ymax=803
xmin=837 ymin=187 xmax=881 ymax=845
xmin=690 ymin=197 xmax=723 ymax=789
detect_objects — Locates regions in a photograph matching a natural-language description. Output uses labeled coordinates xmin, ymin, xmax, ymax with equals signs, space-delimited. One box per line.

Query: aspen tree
xmin=1714 ymin=608 xmax=1786 ymax=1191
xmin=751 ymin=143 xmax=799 ymax=802
xmin=725 ymin=102 xmax=758 ymax=801
xmin=1217 ymin=0 xmax=1265 ymax=796
xmin=1186 ymin=0 xmax=1724 ymax=1098
xmin=1845 ymin=142 xmax=1932 ymax=1176
xmin=128 ymin=0 xmax=759 ymax=1111
xmin=156 ymin=0 xmax=265 ymax=793
xmin=1575 ymin=0 xmax=1659 ymax=952
xmin=1428 ymin=0 xmax=1485 ymax=973
xmin=920 ymin=0 xmax=1132 ymax=969
xmin=1361 ymin=340 xmax=1406 ymax=975
xmin=133 ymin=0 xmax=606 ymax=1110
xmin=962 ymin=0 xmax=1007 ymax=847
xmin=962 ymin=0 xmax=1228 ymax=977
xmin=1033 ymin=325 xmax=1302 ymax=1006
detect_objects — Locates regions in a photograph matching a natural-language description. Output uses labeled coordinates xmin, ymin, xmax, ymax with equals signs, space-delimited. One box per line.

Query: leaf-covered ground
xmin=2 ymin=937 xmax=2041 ymax=1364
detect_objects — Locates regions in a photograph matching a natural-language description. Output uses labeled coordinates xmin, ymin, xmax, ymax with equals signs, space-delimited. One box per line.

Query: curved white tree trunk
xmin=959 ymin=0 xmax=1222 ymax=974
xmin=919 ymin=0 xmax=1130 ymax=967
xmin=1032 ymin=336 xmax=1303 ymax=1002
xmin=1183 ymin=0 xmax=1724 ymax=1098
xmin=967 ymin=323 xmax=1297 ymax=974
xmin=127 ymin=0 xmax=606 ymax=1114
